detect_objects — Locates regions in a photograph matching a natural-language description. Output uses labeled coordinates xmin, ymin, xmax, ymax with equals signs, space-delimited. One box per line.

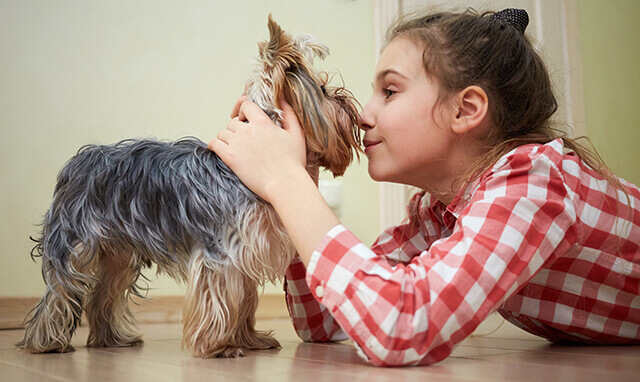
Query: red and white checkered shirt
xmin=284 ymin=138 xmax=640 ymax=366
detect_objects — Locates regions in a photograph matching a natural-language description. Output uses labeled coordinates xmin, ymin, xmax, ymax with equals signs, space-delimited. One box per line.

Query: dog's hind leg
xmin=85 ymin=251 xmax=144 ymax=348
xmin=16 ymin=245 xmax=94 ymax=353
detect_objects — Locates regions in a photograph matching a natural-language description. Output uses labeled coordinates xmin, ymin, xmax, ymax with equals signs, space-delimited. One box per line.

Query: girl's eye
xmin=383 ymin=89 xmax=396 ymax=99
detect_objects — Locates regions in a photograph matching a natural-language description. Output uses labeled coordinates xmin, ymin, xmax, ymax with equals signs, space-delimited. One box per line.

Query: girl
xmin=210 ymin=9 xmax=640 ymax=366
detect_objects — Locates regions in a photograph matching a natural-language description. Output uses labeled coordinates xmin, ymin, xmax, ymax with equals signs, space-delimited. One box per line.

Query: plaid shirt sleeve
xmin=303 ymin=148 xmax=579 ymax=366
xmin=282 ymin=193 xmax=442 ymax=342
xmin=283 ymin=256 xmax=349 ymax=342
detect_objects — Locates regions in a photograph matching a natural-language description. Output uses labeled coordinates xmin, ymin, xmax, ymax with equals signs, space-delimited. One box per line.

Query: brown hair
xmin=386 ymin=8 xmax=627 ymax=202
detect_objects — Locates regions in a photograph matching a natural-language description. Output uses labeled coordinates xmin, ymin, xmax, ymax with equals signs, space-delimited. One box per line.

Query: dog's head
xmin=246 ymin=15 xmax=361 ymax=177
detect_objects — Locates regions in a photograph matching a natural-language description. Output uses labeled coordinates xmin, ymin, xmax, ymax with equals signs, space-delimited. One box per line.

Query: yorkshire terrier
xmin=17 ymin=15 xmax=360 ymax=358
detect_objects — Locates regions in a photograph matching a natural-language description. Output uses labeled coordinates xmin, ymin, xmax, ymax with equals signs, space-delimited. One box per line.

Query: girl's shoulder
xmin=478 ymin=138 xmax=640 ymax=203
xmin=466 ymin=137 xmax=579 ymax=203
xmin=489 ymin=138 xmax=566 ymax=174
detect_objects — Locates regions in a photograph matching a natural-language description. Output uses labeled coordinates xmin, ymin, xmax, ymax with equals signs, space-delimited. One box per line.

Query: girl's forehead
xmin=375 ymin=38 xmax=426 ymax=81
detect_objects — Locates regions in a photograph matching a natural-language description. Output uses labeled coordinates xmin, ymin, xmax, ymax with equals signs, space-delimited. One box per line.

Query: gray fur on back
xmin=38 ymin=137 xmax=258 ymax=272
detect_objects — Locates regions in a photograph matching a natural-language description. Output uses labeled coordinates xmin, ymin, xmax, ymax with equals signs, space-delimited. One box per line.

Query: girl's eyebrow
xmin=374 ymin=68 xmax=409 ymax=85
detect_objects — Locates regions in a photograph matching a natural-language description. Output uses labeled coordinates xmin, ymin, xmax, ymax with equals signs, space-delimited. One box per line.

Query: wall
xmin=578 ymin=0 xmax=640 ymax=185
xmin=0 ymin=0 xmax=378 ymax=298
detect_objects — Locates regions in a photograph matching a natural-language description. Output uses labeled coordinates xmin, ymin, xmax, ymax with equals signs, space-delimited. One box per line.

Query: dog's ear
xmin=259 ymin=14 xmax=297 ymax=117
xmin=263 ymin=15 xmax=328 ymax=64
xmin=283 ymin=72 xmax=361 ymax=177
xmin=293 ymin=34 xmax=329 ymax=63
xmin=265 ymin=14 xmax=286 ymax=61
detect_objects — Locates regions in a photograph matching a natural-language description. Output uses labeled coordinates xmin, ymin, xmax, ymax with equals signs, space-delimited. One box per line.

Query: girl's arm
xmin=283 ymin=192 xmax=440 ymax=343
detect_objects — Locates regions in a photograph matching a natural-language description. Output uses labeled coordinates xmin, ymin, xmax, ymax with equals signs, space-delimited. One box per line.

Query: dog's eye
xmin=320 ymin=85 xmax=326 ymax=95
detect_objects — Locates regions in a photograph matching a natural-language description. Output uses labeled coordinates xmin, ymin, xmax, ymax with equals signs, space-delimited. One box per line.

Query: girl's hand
xmin=208 ymin=98 xmax=308 ymax=202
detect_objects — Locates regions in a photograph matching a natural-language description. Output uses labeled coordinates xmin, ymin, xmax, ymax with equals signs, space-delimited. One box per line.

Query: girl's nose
xmin=359 ymin=101 xmax=375 ymax=131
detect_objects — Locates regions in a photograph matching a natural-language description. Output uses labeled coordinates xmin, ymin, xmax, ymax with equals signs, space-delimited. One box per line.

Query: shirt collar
xmin=419 ymin=189 xmax=467 ymax=232
xmin=425 ymin=177 xmax=483 ymax=232
xmin=448 ymin=177 xmax=482 ymax=215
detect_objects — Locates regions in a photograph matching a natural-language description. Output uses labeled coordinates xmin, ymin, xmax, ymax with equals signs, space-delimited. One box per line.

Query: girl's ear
xmin=451 ymin=86 xmax=489 ymax=135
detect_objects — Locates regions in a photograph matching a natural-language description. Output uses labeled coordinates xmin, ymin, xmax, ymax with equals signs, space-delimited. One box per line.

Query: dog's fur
xmin=17 ymin=15 xmax=360 ymax=358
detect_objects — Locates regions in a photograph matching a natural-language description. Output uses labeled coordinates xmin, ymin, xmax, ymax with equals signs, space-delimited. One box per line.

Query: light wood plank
xmin=2 ymin=320 xmax=639 ymax=382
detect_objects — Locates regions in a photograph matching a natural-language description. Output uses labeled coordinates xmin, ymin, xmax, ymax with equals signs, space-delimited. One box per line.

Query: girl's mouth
xmin=363 ymin=139 xmax=381 ymax=152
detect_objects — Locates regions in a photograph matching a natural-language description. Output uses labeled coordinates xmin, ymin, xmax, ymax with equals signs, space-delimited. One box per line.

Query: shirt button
xmin=315 ymin=285 xmax=324 ymax=298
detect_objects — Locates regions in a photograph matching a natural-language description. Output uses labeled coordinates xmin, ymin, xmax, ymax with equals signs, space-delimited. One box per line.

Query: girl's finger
xmin=230 ymin=94 xmax=249 ymax=118
xmin=207 ymin=136 xmax=226 ymax=153
xmin=216 ymin=127 xmax=234 ymax=145
xmin=238 ymin=100 xmax=270 ymax=124
xmin=280 ymin=98 xmax=304 ymax=136
xmin=225 ymin=117 xmax=242 ymax=132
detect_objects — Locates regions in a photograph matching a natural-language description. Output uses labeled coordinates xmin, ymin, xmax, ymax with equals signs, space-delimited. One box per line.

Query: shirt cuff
xmin=305 ymin=224 xmax=374 ymax=309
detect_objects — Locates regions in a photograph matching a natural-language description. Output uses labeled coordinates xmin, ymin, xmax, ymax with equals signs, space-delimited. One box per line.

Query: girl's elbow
xmin=356 ymin=334 xmax=451 ymax=367
xmin=295 ymin=326 xmax=349 ymax=343
xmin=358 ymin=346 xmax=425 ymax=367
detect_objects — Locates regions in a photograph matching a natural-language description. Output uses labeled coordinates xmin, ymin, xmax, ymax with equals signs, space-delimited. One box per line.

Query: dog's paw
xmin=16 ymin=340 xmax=75 ymax=354
xmin=86 ymin=329 xmax=144 ymax=348
xmin=193 ymin=345 xmax=247 ymax=359
xmin=245 ymin=331 xmax=281 ymax=351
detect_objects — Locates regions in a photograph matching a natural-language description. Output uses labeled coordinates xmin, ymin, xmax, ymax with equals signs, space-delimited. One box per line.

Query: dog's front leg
xmin=182 ymin=247 xmax=245 ymax=358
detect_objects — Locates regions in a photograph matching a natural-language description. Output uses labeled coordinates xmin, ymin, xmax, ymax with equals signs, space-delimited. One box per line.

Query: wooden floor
xmin=1 ymin=318 xmax=639 ymax=382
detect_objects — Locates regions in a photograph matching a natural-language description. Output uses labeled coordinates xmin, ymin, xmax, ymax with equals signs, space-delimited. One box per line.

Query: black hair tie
xmin=491 ymin=8 xmax=529 ymax=35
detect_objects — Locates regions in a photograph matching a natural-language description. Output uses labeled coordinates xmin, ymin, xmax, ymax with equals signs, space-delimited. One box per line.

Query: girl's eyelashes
xmin=383 ymin=88 xmax=396 ymax=99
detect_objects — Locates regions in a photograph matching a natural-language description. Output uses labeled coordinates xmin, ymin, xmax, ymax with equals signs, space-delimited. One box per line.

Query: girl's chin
xmin=367 ymin=165 xmax=389 ymax=183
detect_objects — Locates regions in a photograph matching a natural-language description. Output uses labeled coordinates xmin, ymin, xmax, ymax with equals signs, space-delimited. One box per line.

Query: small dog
xmin=17 ymin=15 xmax=360 ymax=358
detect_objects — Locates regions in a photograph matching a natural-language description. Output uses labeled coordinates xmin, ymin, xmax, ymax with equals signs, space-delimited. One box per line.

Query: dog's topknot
xmin=247 ymin=15 xmax=361 ymax=177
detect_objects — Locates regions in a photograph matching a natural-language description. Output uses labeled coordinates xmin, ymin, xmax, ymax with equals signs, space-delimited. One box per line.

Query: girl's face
xmin=360 ymin=37 xmax=457 ymax=191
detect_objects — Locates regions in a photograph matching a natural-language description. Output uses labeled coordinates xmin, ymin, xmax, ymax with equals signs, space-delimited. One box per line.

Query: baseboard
xmin=0 ymin=294 xmax=289 ymax=330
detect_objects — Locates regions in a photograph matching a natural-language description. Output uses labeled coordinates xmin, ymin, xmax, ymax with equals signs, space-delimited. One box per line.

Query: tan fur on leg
xmin=233 ymin=275 xmax=281 ymax=352
xmin=180 ymin=206 xmax=292 ymax=358
xmin=182 ymin=246 xmax=281 ymax=358
xmin=182 ymin=248 xmax=241 ymax=358
xmin=86 ymin=252 xmax=143 ymax=348
xmin=234 ymin=205 xmax=296 ymax=283
xmin=16 ymin=285 xmax=82 ymax=353
xmin=17 ymin=245 xmax=95 ymax=353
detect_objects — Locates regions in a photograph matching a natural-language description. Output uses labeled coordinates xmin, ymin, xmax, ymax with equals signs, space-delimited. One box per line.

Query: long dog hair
xmin=17 ymin=15 xmax=360 ymax=358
